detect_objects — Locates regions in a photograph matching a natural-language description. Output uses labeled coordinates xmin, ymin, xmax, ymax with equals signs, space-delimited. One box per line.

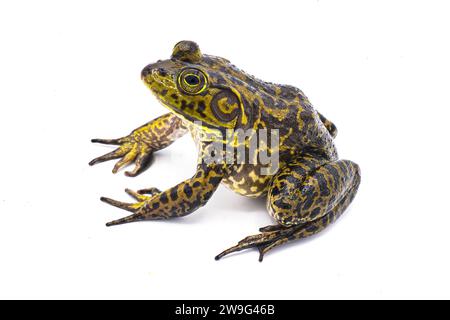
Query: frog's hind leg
xmin=215 ymin=159 xmax=361 ymax=261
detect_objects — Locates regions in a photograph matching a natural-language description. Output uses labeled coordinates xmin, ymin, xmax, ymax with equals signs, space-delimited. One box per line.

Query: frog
xmin=89 ymin=41 xmax=361 ymax=261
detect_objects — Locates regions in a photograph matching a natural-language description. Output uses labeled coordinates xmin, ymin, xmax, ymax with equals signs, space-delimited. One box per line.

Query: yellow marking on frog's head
xmin=141 ymin=41 xmax=251 ymax=133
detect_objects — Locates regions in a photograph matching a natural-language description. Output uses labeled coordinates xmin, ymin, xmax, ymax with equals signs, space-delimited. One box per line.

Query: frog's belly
xmin=222 ymin=164 xmax=273 ymax=198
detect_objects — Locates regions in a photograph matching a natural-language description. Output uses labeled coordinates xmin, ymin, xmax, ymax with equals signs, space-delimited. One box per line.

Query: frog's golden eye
xmin=184 ymin=74 xmax=200 ymax=86
xmin=177 ymin=68 xmax=207 ymax=95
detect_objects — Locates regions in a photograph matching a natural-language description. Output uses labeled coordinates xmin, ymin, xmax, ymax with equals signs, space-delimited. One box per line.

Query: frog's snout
xmin=141 ymin=65 xmax=171 ymax=92
xmin=141 ymin=63 xmax=166 ymax=80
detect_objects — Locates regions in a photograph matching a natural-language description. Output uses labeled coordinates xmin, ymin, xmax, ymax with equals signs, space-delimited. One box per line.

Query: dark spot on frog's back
xmin=170 ymin=93 xmax=179 ymax=100
xmin=300 ymin=109 xmax=314 ymax=122
xmin=274 ymin=100 xmax=287 ymax=111
xmin=279 ymin=85 xmax=297 ymax=101
xmin=209 ymin=71 xmax=227 ymax=85
xmin=160 ymin=89 xmax=168 ymax=96
xmin=202 ymin=56 xmax=216 ymax=67
xmin=261 ymin=93 xmax=274 ymax=107
xmin=263 ymin=84 xmax=276 ymax=96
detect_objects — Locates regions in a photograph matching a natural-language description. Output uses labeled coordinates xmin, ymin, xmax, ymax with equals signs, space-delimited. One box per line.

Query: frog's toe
xmin=137 ymin=187 xmax=162 ymax=196
xmin=91 ymin=137 xmax=125 ymax=145
xmin=90 ymin=135 xmax=154 ymax=177
xmin=105 ymin=212 xmax=145 ymax=227
xmin=124 ymin=151 xmax=154 ymax=177
xmin=215 ymin=229 xmax=287 ymax=261
xmin=257 ymin=238 xmax=289 ymax=262
xmin=111 ymin=145 xmax=139 ymax=173
xmin=89 ymin=146 xmax=130 ymax=166
xmin=100 ymin=196 xmax=139 ymax=212
xmin=101 ymin=195 xmax=148 ymax=227
xmin=259 ymin=224 xmax=287 ymax=232
xmin=124 ymin=188 xmax=152 ymax=202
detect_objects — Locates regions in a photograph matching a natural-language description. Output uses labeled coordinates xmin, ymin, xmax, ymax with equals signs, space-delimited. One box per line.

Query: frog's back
xmin=200 ymin=54 xmax=336 ymax=160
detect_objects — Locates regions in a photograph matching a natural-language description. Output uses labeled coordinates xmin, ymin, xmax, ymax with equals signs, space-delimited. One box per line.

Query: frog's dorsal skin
xmin=90 ymin=41 xmax=360 ymax=261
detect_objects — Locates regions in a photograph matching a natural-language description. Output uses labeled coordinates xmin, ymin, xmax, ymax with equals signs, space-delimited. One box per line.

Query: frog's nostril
xmin=157 ymin=68 xmax=167 ymax=76
xmin=141 ymin=65 xmax=167 ymax=79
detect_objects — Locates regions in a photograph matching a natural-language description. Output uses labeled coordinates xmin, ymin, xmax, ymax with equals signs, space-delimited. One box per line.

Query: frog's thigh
xmin=267 ymin=159 xmax=361 ymax=227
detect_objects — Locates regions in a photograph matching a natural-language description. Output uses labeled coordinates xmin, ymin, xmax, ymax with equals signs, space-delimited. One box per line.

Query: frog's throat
xmin=157 ymin=99 xmax=223 ymax=137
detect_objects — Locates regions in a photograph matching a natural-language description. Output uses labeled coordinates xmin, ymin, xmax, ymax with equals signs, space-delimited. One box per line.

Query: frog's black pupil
xmin=186 ymin=75 xmax=199 ymax=85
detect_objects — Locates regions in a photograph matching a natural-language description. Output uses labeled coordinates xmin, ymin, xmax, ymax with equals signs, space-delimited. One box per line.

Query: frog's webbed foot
xmin=101 ymin=163 xmax=224 ymax=227
xmin=215 ymin=225 xmax=297 ymax=262
xmin=89 ymin=135 xmax=154 ymax=177
xmin=216 ymin=159 xmax=361 ymax=262
xmin=101 ymin=187 xmax=162 ymax=226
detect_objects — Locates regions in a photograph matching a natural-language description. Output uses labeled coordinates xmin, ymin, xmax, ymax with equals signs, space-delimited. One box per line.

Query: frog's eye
xmin=184 ymin=74 xmax=200 ymax=86
xmin=178 ymin=68 xmax=207 ymax=95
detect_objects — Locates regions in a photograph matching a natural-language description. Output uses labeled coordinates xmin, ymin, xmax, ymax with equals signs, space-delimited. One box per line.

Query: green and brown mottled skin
xmin=90 ymin=41 xmax=361 ymax=261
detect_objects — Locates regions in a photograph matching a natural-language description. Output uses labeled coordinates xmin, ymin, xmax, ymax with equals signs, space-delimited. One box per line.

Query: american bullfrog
xmin=89 ymin=41 xmax=361 ymax=261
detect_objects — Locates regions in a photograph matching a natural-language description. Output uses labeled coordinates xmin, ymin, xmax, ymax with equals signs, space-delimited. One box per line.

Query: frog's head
xmin=141 ymin=41 xmax=251 ymax=132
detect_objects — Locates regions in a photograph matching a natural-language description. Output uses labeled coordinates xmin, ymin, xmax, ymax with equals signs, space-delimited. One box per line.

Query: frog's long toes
xmin=259 ymin=224 xmax=286 ymax=232
xmin=258 ymin=246 xmax=265 ymax=262
xmin=100 ymin=196 xmax=137 ymax=212
xmin=137 ymin=187 xmax=161 ymax=196
xmin=112 ymin=150 xmax=138 ymax=174
xmin=215 ymin=244 xmax=243 ymax=260
xmin=105 ymin=213 xmax=144 ymax=227
xmin=91 ymin=138 xmax=123 ymax=145
xmin=124 ymin=188 xmax=152 ymax=202
xmin=124 ymin=152 xmax=154 ymax=177
xmin=215 ymin=239 xmax=266 ymax=260
xmin=215 ymin=228 xmax=293 ymax=261
xmin=89 ymin=147 xmax=128 ymax=166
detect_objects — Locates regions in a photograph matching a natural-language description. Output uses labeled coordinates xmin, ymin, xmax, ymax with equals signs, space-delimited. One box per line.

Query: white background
xmin=0 ymin=0 xmax=449 ymax=299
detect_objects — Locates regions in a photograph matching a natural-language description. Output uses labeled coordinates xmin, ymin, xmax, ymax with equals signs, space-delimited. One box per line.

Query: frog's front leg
xmin=89 ymin=113 xmax=187 ymax=176
xmin=216 ymin=158 xmax=361 ymax=261
xmin=101 ymin=164 xmax=224 ymax=226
